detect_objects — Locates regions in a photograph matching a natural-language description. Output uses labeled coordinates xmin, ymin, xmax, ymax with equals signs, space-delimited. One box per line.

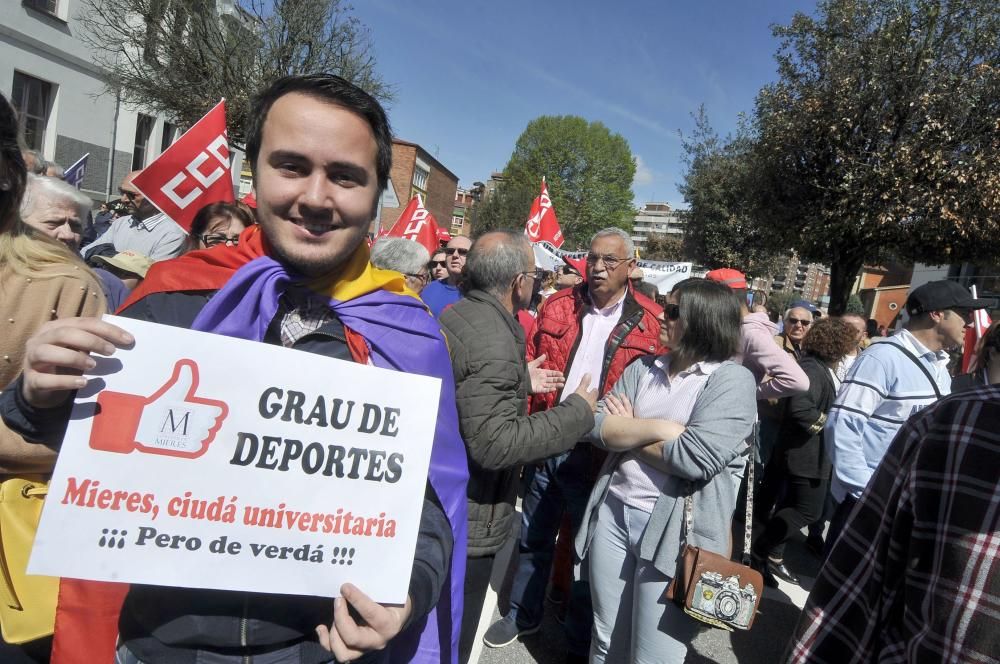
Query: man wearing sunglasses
xmin=483 ymin=228 xmax=664 ymax=661
xmin=81 ymin=170 xmax=187 ymax=262
xmin=825 ymin=279 xmax=989 ymax=550
xmin=422 ymin=235 xmax=472 ymax=317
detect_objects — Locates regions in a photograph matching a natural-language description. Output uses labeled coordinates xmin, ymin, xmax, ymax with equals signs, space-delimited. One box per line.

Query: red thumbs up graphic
xmin=89 ymin=359 xmax=228 ymax=459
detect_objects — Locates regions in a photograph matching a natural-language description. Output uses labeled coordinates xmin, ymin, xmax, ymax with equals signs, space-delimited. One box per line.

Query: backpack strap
xmin=883 ymin=341 xmax=944 ymax=399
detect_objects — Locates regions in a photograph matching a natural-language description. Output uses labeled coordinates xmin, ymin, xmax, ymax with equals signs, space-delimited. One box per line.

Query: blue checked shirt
xmin=825 ymin=329 xmax=951 ymax=502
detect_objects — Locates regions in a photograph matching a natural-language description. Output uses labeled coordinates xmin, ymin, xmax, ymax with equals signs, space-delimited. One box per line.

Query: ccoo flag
xmin=524 ymin=177 xmax=563 ymax=248
xmin=63 ymin=153 xmax=89 ymax=189
xmin=131 ymin=100 xmax=234 ymax=231
xmin=386 ymin=194 xmax=441 ymax=254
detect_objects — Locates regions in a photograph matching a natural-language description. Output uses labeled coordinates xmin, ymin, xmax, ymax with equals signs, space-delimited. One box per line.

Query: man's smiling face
xmin=253 ymin=92 xmax=380 ymax=277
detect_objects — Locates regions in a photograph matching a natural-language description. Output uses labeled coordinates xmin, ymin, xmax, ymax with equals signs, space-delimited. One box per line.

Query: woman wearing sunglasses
xmin=576 ymin=278 xmax=757 ymax=663
xmin=187 ymin=201 xmax=256 ymax=251
xmin=429 ymin=248 xmax=448 ymax=281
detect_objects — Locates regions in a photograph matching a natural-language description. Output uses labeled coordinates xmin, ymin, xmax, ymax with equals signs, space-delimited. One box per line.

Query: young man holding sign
xmin=3 ymin=75 xmax=466 ymax=664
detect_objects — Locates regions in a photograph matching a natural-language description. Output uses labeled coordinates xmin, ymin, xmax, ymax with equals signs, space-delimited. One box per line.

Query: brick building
xmin=377 ymin=139 xmax=458 ymax=236
xmin=451 ymin=187 xmax=475 ymax=237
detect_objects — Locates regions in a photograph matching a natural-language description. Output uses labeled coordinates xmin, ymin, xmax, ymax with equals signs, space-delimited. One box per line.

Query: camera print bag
xmin=663 ymin=429 xmax=763 ymax=631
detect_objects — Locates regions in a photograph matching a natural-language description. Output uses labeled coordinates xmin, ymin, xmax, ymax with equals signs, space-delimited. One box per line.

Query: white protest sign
xmin=29 ymin=316 xmax=440 ymax=604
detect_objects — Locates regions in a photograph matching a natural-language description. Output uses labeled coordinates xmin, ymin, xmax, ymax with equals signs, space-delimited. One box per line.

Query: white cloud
xmin=634 ymin=154 xmax=655 ymax=186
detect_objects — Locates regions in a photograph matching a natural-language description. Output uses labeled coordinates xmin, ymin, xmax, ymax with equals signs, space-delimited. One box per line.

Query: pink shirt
xmin=609 ymin=356 xmax=720 ymax=512
xmin=560 ymin=291 xmax=626 ymax=401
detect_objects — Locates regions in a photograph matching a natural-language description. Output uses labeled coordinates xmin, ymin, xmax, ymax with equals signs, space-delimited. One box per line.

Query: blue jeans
xmin=507 ymin=445 xmax=594 ymax=655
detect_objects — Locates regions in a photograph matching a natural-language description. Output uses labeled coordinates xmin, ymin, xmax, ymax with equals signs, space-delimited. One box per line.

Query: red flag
xmin=525 ymin=177 xmax=563 ymax=248
xmin=131 ymin=100 xmax=234 ymax=231
xmin=386 ymin=194 xmax=440 ymax=254
xmin=961 ymin=287 xmax=993 ymax=372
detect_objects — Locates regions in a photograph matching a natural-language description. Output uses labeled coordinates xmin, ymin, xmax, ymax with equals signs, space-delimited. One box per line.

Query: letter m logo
xmin=161 ymin=408 xmax=191 ymax=435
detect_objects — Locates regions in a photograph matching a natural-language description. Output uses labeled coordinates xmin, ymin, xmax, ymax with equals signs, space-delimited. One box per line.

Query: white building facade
xmin=631 ymin=202 xmax=685 ymax=251
xmin=1 ymin=0 xmax=179 ymax=203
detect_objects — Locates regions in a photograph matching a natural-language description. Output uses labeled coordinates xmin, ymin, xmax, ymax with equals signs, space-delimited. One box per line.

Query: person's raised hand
xmin=315 ymin=583 xmax=412 ymax=661
xmin=21 ymin=317 xmax=133 ymax=408
xmin=527 ymin=354 xmax=566 ymax=394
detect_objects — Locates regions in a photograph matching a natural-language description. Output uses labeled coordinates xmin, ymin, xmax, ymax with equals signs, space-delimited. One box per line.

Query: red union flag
xmin=386 ymin=194 xmax=440 ymax=254
xmin=131 ymin=100 xmax=234 ymax=231
xmin=525 ymin=177 xmax=563 ymax=248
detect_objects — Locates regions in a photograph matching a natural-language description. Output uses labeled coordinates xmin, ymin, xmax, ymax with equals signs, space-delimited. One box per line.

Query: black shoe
xmin=751 ymin=555 xmax=778 ymax=588
xmin=482 ymin=615 xmax=540 ymax=648
xmin=767 ymin=559 xmax=801 ymax=586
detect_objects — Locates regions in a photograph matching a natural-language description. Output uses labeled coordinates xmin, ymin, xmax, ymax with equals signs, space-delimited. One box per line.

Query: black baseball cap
xmin=905 ymin=280 xmax=990 ymax=316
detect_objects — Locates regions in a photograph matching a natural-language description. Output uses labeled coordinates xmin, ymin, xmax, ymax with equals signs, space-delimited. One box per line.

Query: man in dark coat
xmin=439 ymin=231 xmax=596 ymax=663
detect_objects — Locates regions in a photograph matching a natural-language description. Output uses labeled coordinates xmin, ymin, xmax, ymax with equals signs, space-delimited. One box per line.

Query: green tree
xmin=752 ymin=0 xmax=1000 ymax=314
xmin=642 ymin=232 xmax=686 ymax=261
xmin=845 ymin=294 xmax=866 ymax=315
xmin=679 ymin=107 xmax=788 ymax=277
xmin=79 ymin=0 xmax=392 ymax=147
xmin=474 ymin=116 xmax=636 ymax=247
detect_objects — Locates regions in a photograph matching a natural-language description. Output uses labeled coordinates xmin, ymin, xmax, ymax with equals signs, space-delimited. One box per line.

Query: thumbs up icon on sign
xmin=89 ymin=359 xmax=228 ymax=459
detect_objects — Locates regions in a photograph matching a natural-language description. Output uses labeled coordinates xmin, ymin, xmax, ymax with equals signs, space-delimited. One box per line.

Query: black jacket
xmin=776 ymin=355 xmax=837 ymax=479
xmin=439 ymin=290 xmax=593 ymax=557
xmin=1 ymin=290 xmax=453 ymax=664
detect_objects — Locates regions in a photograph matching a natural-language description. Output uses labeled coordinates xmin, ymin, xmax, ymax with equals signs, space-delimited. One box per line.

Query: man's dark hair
xmin=245 ymin=74 xmax=392 ymax=193
xmin=672 ymin=278 xmax=742 ymax=364
xmin=0 ymin=94 xmax=27 ymax=232
xmin=466 ymin=231 xmax=532 ymax=299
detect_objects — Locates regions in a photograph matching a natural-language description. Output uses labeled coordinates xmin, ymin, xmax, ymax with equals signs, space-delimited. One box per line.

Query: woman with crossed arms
xmin=575 ymin=278 xmax=757 ymax=663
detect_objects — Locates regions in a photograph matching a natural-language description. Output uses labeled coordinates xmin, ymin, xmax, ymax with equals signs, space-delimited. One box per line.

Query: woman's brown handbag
xmin=664 ymin=432 xmax=763 ymax=631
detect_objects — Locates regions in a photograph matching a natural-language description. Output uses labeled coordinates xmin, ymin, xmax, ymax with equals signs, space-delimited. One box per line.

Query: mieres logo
xmin=89 ymin=359 xmax=229 ymax=459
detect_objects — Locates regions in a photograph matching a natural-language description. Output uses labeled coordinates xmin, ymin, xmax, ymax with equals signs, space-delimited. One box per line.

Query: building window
xmin=412 ymin=158 xmax=430 ymax=192
xmin=160 ymin=122 xmax=176 ymax=153
xmin=11 ymin=71 xmax=53 ymax=152
xmin=22 ymin=0 xmax=58 ymax=16
xmin=132 ymin=114 xmax=155 ymax=170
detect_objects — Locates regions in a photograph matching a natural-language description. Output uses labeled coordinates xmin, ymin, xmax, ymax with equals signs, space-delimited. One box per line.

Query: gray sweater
xmin=575 ymin=357 xmax=757 ymax=577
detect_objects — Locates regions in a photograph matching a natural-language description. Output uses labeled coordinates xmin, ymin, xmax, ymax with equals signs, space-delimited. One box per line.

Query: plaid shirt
xmin=787 ymin=385 xmax=1000 ymax=663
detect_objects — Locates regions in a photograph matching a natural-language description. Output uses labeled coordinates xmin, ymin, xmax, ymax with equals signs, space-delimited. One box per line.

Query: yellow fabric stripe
xmin=304 ymin=242 xmax=419 ymax=301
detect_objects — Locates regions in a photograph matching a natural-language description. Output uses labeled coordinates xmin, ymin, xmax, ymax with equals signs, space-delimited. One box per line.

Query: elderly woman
xmin=0 ymin=93 xmax=105 ymax=658
xmin=370 ymin=237 xmax=431 ymax=293
xmin=577 ymin=278 xmax=756 ymax=664
xmin=752 ymin=317 xmax=858 ymax=586
xmin=187 ymin=201 xmax=255 ymax=250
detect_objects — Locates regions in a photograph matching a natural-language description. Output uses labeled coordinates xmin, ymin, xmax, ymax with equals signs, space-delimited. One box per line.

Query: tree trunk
xmin=827 ymin=252 xmax=865 ymax=316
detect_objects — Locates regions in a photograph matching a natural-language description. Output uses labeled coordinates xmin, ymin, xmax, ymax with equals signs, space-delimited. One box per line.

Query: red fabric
xmin=517 ymin=310 xmax=536 ymax=339
xmin=130 ymin=101 xmax=234 ymax=231
xmin=384 ymin=194 xmax=440 ymax=254
xmin=51 ymin=579 xmax=129 ymax=664
xmin=562 ymin=256 xmax=587 ymax=282
xmin=525 ymin=286 xmax=664 ymax=413
xmin=119 ymin=225 xmax=265 ymax=312
xmin=524 ymin=179 xmax=564 ymax=248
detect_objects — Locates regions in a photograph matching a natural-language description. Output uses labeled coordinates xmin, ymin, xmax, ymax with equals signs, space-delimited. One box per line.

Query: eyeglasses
xmin=662 ymin=303 xmax=681 ymax=321
xmin=430 ymin=260 xmax=447 ymax=268
xmin=445 ymin=247 xmax=469 ymax=257
xmin=786 ymin=317 xmax=812 ymax=327
xmin=559 ymin=266 xmax=578 ymax=276
xmin=405 ymin=271 xmax=430 ymax=284
xmin=518 ymin=269 xmax=545 ymax=282
xmin=201 ymin=233 xmax=240 ymax=247
xmin=118 ymin=189 xmax=138 ymax=199
xmin=585 ymin=253 xmax=629 ymax=270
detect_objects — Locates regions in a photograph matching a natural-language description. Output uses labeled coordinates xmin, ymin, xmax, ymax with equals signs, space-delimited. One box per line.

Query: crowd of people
xmin=0 ymin=73 xmax=997 ymax=664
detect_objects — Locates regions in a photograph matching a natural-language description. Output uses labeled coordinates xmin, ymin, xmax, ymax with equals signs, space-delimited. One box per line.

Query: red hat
xmin=240 ymin=191 xmax=257 ymax=209
xmin=562 ymin=256 xmax=588 ymax=282
xmin=705 ymin=268 xmax=747 ymax=290
xmin=436 ymin=228 xmax=452 ymax=244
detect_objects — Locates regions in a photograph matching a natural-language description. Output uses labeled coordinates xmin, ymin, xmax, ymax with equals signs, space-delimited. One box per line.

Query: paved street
xmin=469 ymin=512 xmax=821 ymax=664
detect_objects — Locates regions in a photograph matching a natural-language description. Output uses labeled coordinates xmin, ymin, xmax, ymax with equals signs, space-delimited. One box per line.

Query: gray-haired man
xmin=439 ymin=231 xmax=597 ymax=663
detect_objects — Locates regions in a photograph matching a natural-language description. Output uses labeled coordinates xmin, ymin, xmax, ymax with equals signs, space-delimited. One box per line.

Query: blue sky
xmin=354 ymin=0 xmax=817 ymax=210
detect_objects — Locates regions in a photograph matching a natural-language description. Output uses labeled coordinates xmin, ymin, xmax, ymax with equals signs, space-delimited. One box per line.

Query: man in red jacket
xmin=482 ymin=227 xmax=664 ymax=662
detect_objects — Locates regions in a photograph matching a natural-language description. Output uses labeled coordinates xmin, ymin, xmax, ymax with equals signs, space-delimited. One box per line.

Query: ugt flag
xmin=386 ymin=194 xmax=440 ymax=254
xmin=63 ymin=153 xmax=89 ymax=189
xmin=961 ymin=285 xmax=993 ymax=373
xmin=131 ymin=100 xmax=234 ymax=231
xmin=525 ymin=177 xmax=563 ymax=248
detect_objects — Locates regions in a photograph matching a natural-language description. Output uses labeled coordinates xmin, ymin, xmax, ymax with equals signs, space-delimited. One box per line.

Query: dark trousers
xmin=824 ymin=494 xmax=859 ymax=556
xmin=459 ymin=554 xmax=495 ymax=664
xmin=753 ymin=475 xmax=827 ymax=560
xmin=506 ymin=445 xmax=593 ymax=656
